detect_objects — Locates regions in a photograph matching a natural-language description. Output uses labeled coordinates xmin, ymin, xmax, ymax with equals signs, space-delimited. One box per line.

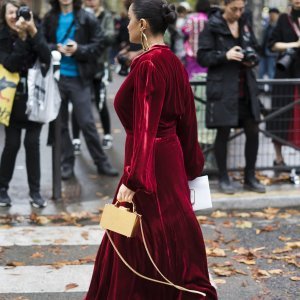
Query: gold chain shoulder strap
xmin=105 ymin=217 xmax=206 ymax=297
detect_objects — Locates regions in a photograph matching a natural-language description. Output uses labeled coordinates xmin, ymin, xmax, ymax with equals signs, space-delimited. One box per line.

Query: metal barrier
xmin=190 ymin=79 xmax=300 ymax=174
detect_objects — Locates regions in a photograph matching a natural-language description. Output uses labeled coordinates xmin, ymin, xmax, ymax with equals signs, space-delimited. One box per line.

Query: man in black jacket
xmin=43 ymin=0 xmax=118 ymax=179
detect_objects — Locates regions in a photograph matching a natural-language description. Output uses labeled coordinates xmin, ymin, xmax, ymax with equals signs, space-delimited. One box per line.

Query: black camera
xmin=117 ymin=54 xmax=130 ymax=76
xmin=240 ymin=47 xmax=259 ymax=64
xmin=276 ymin=48 xmax=296 ymax=71
xmin=17 ymin=6 xmax=31 ymax=21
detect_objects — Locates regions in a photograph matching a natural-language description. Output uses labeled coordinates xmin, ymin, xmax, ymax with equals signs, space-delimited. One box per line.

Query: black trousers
xmin=0 ymin=124 xmax=42 ymax=193
xmin=58 ymin=76 xmax=108 ymax=169
xmin=214 ymin=99 xmax=259 ymax=178
xmin=72 ymin=77 xmax=111 ymax=138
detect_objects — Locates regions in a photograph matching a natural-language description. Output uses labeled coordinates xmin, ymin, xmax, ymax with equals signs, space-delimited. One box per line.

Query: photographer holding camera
xmin=197 ymin=0 xmax=265 ymax=194
xmin=267 ymin=0 xmax=300 ymax=168
xmin=0 ymin=0 xmax=51 ymax=207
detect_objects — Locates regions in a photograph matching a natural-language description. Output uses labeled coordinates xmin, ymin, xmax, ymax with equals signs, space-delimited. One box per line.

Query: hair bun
xmin=162 ymin=3 xmax=177 ymax=24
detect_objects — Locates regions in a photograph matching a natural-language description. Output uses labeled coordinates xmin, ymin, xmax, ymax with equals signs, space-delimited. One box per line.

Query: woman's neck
xmin=146 ymin=36 xmax=165 ymax=49
xmin=94 ymin=6 xmax=104 ymax=17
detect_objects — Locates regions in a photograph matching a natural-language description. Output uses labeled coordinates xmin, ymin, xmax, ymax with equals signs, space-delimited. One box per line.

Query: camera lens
xmin=17 ymin=6 xmax=31 ymax=21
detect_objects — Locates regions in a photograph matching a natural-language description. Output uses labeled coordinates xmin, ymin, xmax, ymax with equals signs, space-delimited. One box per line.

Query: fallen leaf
xmin=272 ymin=247 xmax=291 ymax=254
xmin=213 ymin=267 xmax=233 ymax=277
xmin=236 ymin=269 xmax=248 ymax=275
xmin=235 ymin=220 xmax=253 ymax=229
xmin=286 ymin=241 xmax=300 ymax=249
xmin=290 ymin=277 xmax=300 ymax=281
xmin=30 ymin=252 xmax=44 ymax=258
xmin=235 ymin=258 xmax=256 ymax=265
xmin=81 ymin=231 xmax=89 ymax=240
xmin=263 ymin=207 xmax=280 ymax=215
xmin=233 ymin=247 xmax=249 ymax=255
xmin=250 ymin=211 xmax=267 ymax=218
xmin=211 ymin=211 xmax=228 ymax=218
xmin=206 ymin=248 xmax=226 ymax=257
xmin=278 ymin=236 xmax=291 ymax=242
xmin=0 ymin=225 xmax=12 ymax=229
xmin=214 ymin=279 xmax=226 ymax=285
xmin=232 ymin=212 xmax=251 ymax=218
xmin=256 ymin=225 xmax=279 ymax=234
xmin=285 ymin=209 xmax=300 ymax=215
xmin=79 ymin=254 xmax=96 ymax=264
xmin=257 ymin=269 xmax=270 ymax=278
xmin=54 ymin=239 xmax=68 ymax=244
xmin=196 ymin=216 xmax=208 ymax=222
xmin=268 ymin=269 xmax=283 ymax=275
xmin=6 ymin=261 xmax=25 ymax=267
xmin=277 ymin=213 xmax=291 ymax=219
xmin=65 ymin=283 xmax=79 ymax=291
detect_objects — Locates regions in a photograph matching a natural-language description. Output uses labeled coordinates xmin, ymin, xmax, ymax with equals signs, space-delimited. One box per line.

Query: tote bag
xmin=0 ymin=64 xmax=20 ymax=126
xmin=26 ymin=51 xmax=61 ymax=123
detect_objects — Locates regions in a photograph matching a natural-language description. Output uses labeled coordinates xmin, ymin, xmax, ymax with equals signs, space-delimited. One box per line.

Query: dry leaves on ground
xmin=65 ymin=283 xmax=79 ymax=291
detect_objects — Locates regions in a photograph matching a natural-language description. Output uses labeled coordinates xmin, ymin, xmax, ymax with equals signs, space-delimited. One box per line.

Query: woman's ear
xmin=140 ymin=18 xmax=147 ymax=30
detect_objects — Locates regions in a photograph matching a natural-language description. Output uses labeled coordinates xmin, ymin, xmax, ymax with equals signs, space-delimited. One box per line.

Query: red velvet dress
xmin=85 ymin=45 xmax=218 ymax=300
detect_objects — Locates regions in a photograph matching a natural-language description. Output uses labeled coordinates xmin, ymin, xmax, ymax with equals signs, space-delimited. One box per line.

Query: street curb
xmin=209 ymin=189 xmax=300 ymax=211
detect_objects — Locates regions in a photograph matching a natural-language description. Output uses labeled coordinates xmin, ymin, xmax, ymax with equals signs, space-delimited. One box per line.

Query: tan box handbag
xmin=100 ymin=201 xmax=141 ymax=238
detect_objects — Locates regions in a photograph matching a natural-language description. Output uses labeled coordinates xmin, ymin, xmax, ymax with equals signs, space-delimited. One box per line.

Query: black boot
xmin=0 ymin=188 xmax=11 ymax=207
xmin=244 ymin=170 xmax=266 ymax=193
xmin=219 ymin=174 xmax=235 ymax=194
xmin=97 ymin=161 xmax=119 ymax=177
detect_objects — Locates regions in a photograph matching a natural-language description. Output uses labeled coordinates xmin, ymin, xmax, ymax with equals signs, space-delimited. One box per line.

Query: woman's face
xmin=291 ymin=0 xmax=300 ymax=10
xmin=224 ymin=0 xmax=245 ymax=22
xmin=5 ymin=3 xmax=18 ymax=31
xmin=127 ymin=4 xmax=141 ymax=44
xmin=85 ymin=0 xmax=101 ymax=11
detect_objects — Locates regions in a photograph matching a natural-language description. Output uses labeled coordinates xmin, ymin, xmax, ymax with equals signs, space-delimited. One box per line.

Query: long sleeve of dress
xmin=123 ymin=60 xmax=166 ymax=193
xmin=177 ymin=82 xmax=204 ymax=180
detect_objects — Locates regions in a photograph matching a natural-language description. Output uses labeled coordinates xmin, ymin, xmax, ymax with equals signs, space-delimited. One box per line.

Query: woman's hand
xmin=26 ymin=13 xmax=37 ymax=38
xmin=15 ymin=13 xmax=37 ymax=40
xmin=117 ymin=184 xmax=135 ymax=203
xmin=15 ymin=17 xmax=27 ymax=40
xmin=226 ymin=46 xmax=244 ymax=61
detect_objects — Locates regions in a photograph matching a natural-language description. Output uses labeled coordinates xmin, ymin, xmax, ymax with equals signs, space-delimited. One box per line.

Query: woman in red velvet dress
xmin=85 ymin=0 xmax=218 ymax=299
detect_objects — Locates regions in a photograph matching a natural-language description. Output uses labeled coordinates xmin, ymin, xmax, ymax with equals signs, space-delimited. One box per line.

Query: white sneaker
xmin=102 ymin=134 xmax=113 ymax=150
xmin=72 ymin=139 xmax=81 ymax=155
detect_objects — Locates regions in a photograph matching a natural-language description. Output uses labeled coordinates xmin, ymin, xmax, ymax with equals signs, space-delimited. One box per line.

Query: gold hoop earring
xmin=140 ymin=30 xmax=149 ymax=51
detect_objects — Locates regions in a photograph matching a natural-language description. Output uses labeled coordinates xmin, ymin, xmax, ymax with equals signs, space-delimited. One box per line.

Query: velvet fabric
xmin=85 ymin=45 xmax=218 ymax=300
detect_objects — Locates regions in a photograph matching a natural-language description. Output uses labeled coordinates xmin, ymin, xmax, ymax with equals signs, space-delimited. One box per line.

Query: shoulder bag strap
xmin=105 ymin=218 xmax=206 ymax=297
xmin=287 ymin=14 xmax=300 ymax=38
xmin=58 ymin=20 xmax=75 ymax=44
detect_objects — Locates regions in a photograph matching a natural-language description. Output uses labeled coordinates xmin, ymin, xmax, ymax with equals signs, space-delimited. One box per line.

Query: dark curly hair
xmin=0 ymin=0 xmax=25 ymax=29
xmin=49 ymin=0 xmax=82 ymax=12
xmin=132 ymin=0 xmax=177 ymax=35
xmin=195 ymin=0 xmax=211 ymax=13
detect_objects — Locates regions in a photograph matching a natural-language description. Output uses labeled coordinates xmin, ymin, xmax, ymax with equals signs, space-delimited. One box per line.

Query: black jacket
xmin=0 ymin=25 xmax=51 ymax=127
xmin=197 ymin=10 xmax=260 ymax=128
xmin=43 ymin=8 xmax=105 ymax=84
xmin=268 ymin=13 xmax=300 ymax=79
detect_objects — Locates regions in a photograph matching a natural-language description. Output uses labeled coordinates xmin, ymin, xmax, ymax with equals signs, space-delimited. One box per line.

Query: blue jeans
xmin=258 ymin=56 xmax=276 ymax=79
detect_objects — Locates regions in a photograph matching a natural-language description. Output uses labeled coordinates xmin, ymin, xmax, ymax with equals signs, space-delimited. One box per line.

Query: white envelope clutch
xmin=188 ymin=175 xmax=213 ymax=211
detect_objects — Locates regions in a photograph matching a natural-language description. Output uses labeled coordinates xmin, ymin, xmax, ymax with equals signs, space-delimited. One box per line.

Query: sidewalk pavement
xmin=0 ymin=74 xmax=299 ymax=216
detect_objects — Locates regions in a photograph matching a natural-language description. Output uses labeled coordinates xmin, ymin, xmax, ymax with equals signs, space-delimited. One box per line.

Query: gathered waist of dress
xmin=126 ymin=127 xmax=177 ymax=138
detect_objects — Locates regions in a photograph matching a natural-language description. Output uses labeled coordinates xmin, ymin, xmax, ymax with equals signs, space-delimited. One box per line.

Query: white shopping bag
xmin=26 ymin=51 xmax=61 ymax=123
xmin=188 ymin=175 xmax=213 ymax=211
